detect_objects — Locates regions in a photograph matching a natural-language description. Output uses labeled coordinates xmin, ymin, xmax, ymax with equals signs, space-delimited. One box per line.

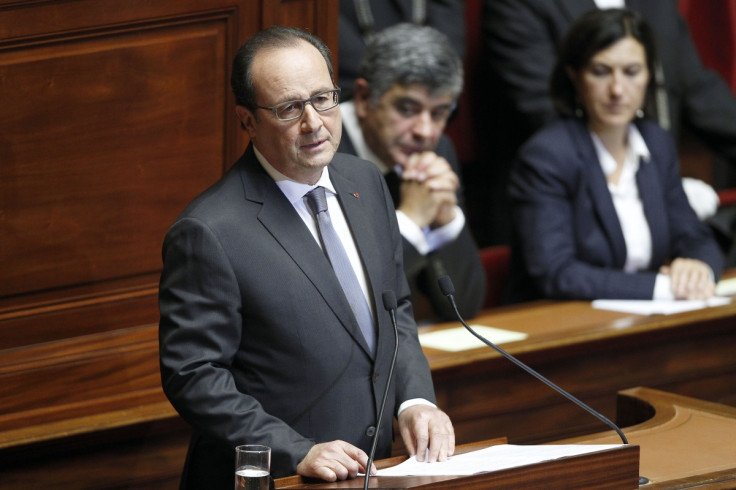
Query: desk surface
xmin=559 ymin=386 xmax=736 ymax=489
xmin=420 ymin=298 xmax=736 ymax=371
xmin=414 ymin=297 xmax=736 ymax=451
xmin=276 ymin=387 xmax=736 ymax=489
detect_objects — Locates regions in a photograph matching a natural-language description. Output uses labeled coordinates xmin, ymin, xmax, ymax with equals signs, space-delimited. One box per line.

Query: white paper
xmin=591 ymin=297 xmax=730 ymax=315
xmin=419 ymin=325 xmax=527 ymax=352
xmin=376 ymin=444 xmax=621 ymax=477
xmin=716 ymin=277 xmax=736 ymax=296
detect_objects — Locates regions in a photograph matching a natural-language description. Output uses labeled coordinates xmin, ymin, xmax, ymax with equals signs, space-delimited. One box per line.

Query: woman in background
xmin=506 ymin=8 xmax=723 ymax=303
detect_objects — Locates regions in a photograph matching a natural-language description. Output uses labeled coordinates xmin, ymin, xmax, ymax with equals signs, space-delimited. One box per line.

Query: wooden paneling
xmin=0 ymin=1 xmax=339 ymax=488
xmin=0 ymin=0 xmax=250 ymax=345
xmin=1 ymin=22 xmax=228 ymax=296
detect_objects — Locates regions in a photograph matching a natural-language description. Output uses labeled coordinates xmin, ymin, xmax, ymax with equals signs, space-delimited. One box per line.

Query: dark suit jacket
xmin=507 ymin=119 xmax=724 ymax=303
xmin=476 ymin=0 xmax=736 ymax=246
xmin=338 ymin=0 xmax=465 ymax=100
xmin=158 ymin=146 xmax=436 ymax=488
xmin=338 ymin=131 xmax=485 ymax=321
xmin=483 ymin=0 xmax=736 ymax=160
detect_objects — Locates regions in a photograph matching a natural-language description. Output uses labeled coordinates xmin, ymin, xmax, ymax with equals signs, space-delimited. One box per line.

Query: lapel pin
xmin=352 ymin=193 xmax=359 ymax=198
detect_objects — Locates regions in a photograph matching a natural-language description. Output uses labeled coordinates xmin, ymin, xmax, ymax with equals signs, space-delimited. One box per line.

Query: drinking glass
xmin=235 ymin=444 xmax=271 ymax=490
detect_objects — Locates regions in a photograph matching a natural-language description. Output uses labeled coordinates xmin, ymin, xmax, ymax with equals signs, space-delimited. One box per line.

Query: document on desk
xmin=591 ymin=297 xmax=730 ymax=315
xmin=375 ymin=444 xmax=621 ymax=476
xmin=419 ymin=325 xmax=527 ymax=352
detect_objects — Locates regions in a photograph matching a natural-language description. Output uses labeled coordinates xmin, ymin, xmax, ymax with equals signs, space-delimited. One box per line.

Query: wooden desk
xmin=2 ymin=297 xmax=734 ymax=488
xmin=276 ymin=386 xmax=736 ymax=489
xmin=558 ymin=386 xmax=736 ymax=488
xmin=275 ymin=438 xmax=639 ymax=489
xmin=418 ymin=299 xmax=736 ymax=452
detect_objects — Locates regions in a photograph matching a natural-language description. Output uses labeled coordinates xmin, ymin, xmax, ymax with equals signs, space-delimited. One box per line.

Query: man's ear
xmin=235 ymin=105 xmax=257 ymax=138
xmin=353 ymin=78 xmax=371 ymax=119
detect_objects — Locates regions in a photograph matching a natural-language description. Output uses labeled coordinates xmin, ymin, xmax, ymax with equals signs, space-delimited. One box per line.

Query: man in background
xmin=339 ymin=23 xmax=485 ymax=322
xmin=338 ymin=0 xmax=465 ymax=100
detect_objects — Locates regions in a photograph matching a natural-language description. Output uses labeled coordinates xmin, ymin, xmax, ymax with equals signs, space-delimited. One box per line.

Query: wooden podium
xmin=276 ymin=386 xmax=736 ymax=489
xmin=274 ymin=439 xmax=639 ymax=489
xmin=557 ymin=387 xmax=736 ymax=488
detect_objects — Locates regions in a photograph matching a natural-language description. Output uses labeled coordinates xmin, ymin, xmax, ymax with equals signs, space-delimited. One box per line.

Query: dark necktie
xmin=305 ymin=186 xmax=376 ymax=354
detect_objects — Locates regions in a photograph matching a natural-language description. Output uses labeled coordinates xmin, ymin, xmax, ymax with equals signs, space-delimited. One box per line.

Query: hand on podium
xmin=296 ymin=440 xmax=376 ymax=482
xmin=398 ymin=404 xmax=456 ymax=463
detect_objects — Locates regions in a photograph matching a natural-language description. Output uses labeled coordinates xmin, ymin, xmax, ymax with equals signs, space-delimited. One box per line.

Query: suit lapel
xmin=238 ymin=148 xmax=375 ymax=357
xmin=569 ymin=121 xmax=628 ymax=267
xmin=636 ymin=157 xmax=669 ymax=268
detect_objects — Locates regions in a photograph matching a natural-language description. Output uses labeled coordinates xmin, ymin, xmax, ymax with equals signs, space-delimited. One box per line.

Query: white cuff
xmin=396 ymin=210 xmax=430 ymax=255
xmin=397 ymin=398 xmax=437 ymax=416
xmin=425 ymin=207 xmax=465 ymax=252
xmin=395 ymin=207 xmax=465 ymax=255
xmin=653 ymin=273 xmax=675 ymax=300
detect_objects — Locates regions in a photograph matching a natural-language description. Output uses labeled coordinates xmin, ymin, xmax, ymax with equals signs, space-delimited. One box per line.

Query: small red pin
xmin=352 ymin=193 xmax=359 ymax=198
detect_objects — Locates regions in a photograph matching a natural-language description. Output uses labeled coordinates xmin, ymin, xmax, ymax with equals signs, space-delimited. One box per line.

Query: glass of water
xmin=235 ymin=444 xmax=271 ymax=490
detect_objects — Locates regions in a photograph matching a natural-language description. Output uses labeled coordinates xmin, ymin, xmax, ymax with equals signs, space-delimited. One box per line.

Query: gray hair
xmin=358 ymin=23 xmax=463 ymax=105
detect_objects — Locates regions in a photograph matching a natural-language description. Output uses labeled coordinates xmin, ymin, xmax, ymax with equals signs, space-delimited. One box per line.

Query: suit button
xmin=372 ymin=372 xmax=379 ymax=383
xmin=365 ymin=426 xmax=376 ymax=437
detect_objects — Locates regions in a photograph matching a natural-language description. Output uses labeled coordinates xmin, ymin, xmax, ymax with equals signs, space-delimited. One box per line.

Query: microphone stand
xmin=363 ymin=291 xmax=400 ymax=490
xmin=437 ymin=276 xmax=628 ymax=444
xmin=438 ymin=276 xmax=649 ymax=485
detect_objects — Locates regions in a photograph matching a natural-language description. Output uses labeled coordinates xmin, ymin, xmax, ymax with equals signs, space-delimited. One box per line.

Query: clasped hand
xmin=398 ymin=151 xmax=459 ymax=229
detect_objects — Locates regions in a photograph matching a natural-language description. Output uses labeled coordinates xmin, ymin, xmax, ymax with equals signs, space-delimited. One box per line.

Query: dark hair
xmin=549 ymin=8 xmax=657 ymax=119
xmin=230 ymin=26 xmax=335 ymax=110
xmin=357 ymin=23 xmax=463 ymax=105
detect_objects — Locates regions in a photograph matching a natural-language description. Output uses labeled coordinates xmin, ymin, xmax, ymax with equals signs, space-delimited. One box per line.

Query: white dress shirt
xmin=253 ymin=146 xmax=375 ymax=317
xmin=253 ymin=145 xmax=434 ymax=413
xmin=594 ymin=0 xmax=625 ymax=8
xmin=590 ymin=124 xmax=675 ymax=299
xmin=340 ymin=101 xmax=465 ymax=255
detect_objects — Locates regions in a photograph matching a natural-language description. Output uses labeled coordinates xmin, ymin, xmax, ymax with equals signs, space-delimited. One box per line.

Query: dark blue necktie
xmin=305 ymin=186 xmax=376 ymax=354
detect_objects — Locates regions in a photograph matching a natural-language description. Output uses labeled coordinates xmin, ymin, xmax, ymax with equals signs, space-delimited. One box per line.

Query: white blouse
xmin=590 ymin=125 xmax=674 ymax=299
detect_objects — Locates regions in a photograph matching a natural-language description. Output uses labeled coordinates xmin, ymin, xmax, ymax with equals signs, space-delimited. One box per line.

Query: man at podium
xmin=158 ymin=25 xmax=455 ymax=489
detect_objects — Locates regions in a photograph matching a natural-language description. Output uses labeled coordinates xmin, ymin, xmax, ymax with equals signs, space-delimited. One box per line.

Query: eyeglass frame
xmin=254 ymin=88 xmax=342 ymax=122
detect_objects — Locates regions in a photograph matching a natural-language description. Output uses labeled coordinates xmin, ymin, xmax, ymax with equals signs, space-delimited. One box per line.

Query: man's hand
xmin=398 ymin=151 xmax=459 ymax=229
xmin=398 ymin=404 xmax=455 ymax=463
xmin=296 ymin=440 xmax=375 ymax=482
xmin=659 ymin=258 xmax=715 ymax=300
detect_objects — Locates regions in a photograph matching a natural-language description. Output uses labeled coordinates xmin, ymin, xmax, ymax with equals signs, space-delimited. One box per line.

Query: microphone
xmin=437 ymin=275 xmax=630 ymax=445
xmin=364 ymin=291 xmax=400 ymax=490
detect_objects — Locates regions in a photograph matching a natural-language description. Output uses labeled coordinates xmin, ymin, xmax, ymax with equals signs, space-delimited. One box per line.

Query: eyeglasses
xmin=255 ymin=88 xmax=341 ymax=121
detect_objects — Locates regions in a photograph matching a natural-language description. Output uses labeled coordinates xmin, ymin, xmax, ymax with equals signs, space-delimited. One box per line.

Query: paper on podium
xmin=375 ymin=444 xmax=622 ymax=476
xmin=591 ymin=297 xmax=730 ymax=315
xmin=419 ymin=325 xmax=527 ymax=352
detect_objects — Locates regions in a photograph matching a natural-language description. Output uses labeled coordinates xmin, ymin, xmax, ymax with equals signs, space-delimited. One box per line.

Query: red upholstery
xmin=480 ymin=245 xmax=511 ymax=308
xmin=680 ymin=0 xmax=736 ymax=92
xmin=718 ymin=188 xmax=736 ymax=207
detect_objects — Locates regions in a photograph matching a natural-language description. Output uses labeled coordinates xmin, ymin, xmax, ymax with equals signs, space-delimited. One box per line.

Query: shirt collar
xmin=591 ymin=123 xmax=651 ymax=177
xmin=253 ymin=145 xmax=336 ymax=204
xmin=339 ymin=101 xmax=394 ymax=175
